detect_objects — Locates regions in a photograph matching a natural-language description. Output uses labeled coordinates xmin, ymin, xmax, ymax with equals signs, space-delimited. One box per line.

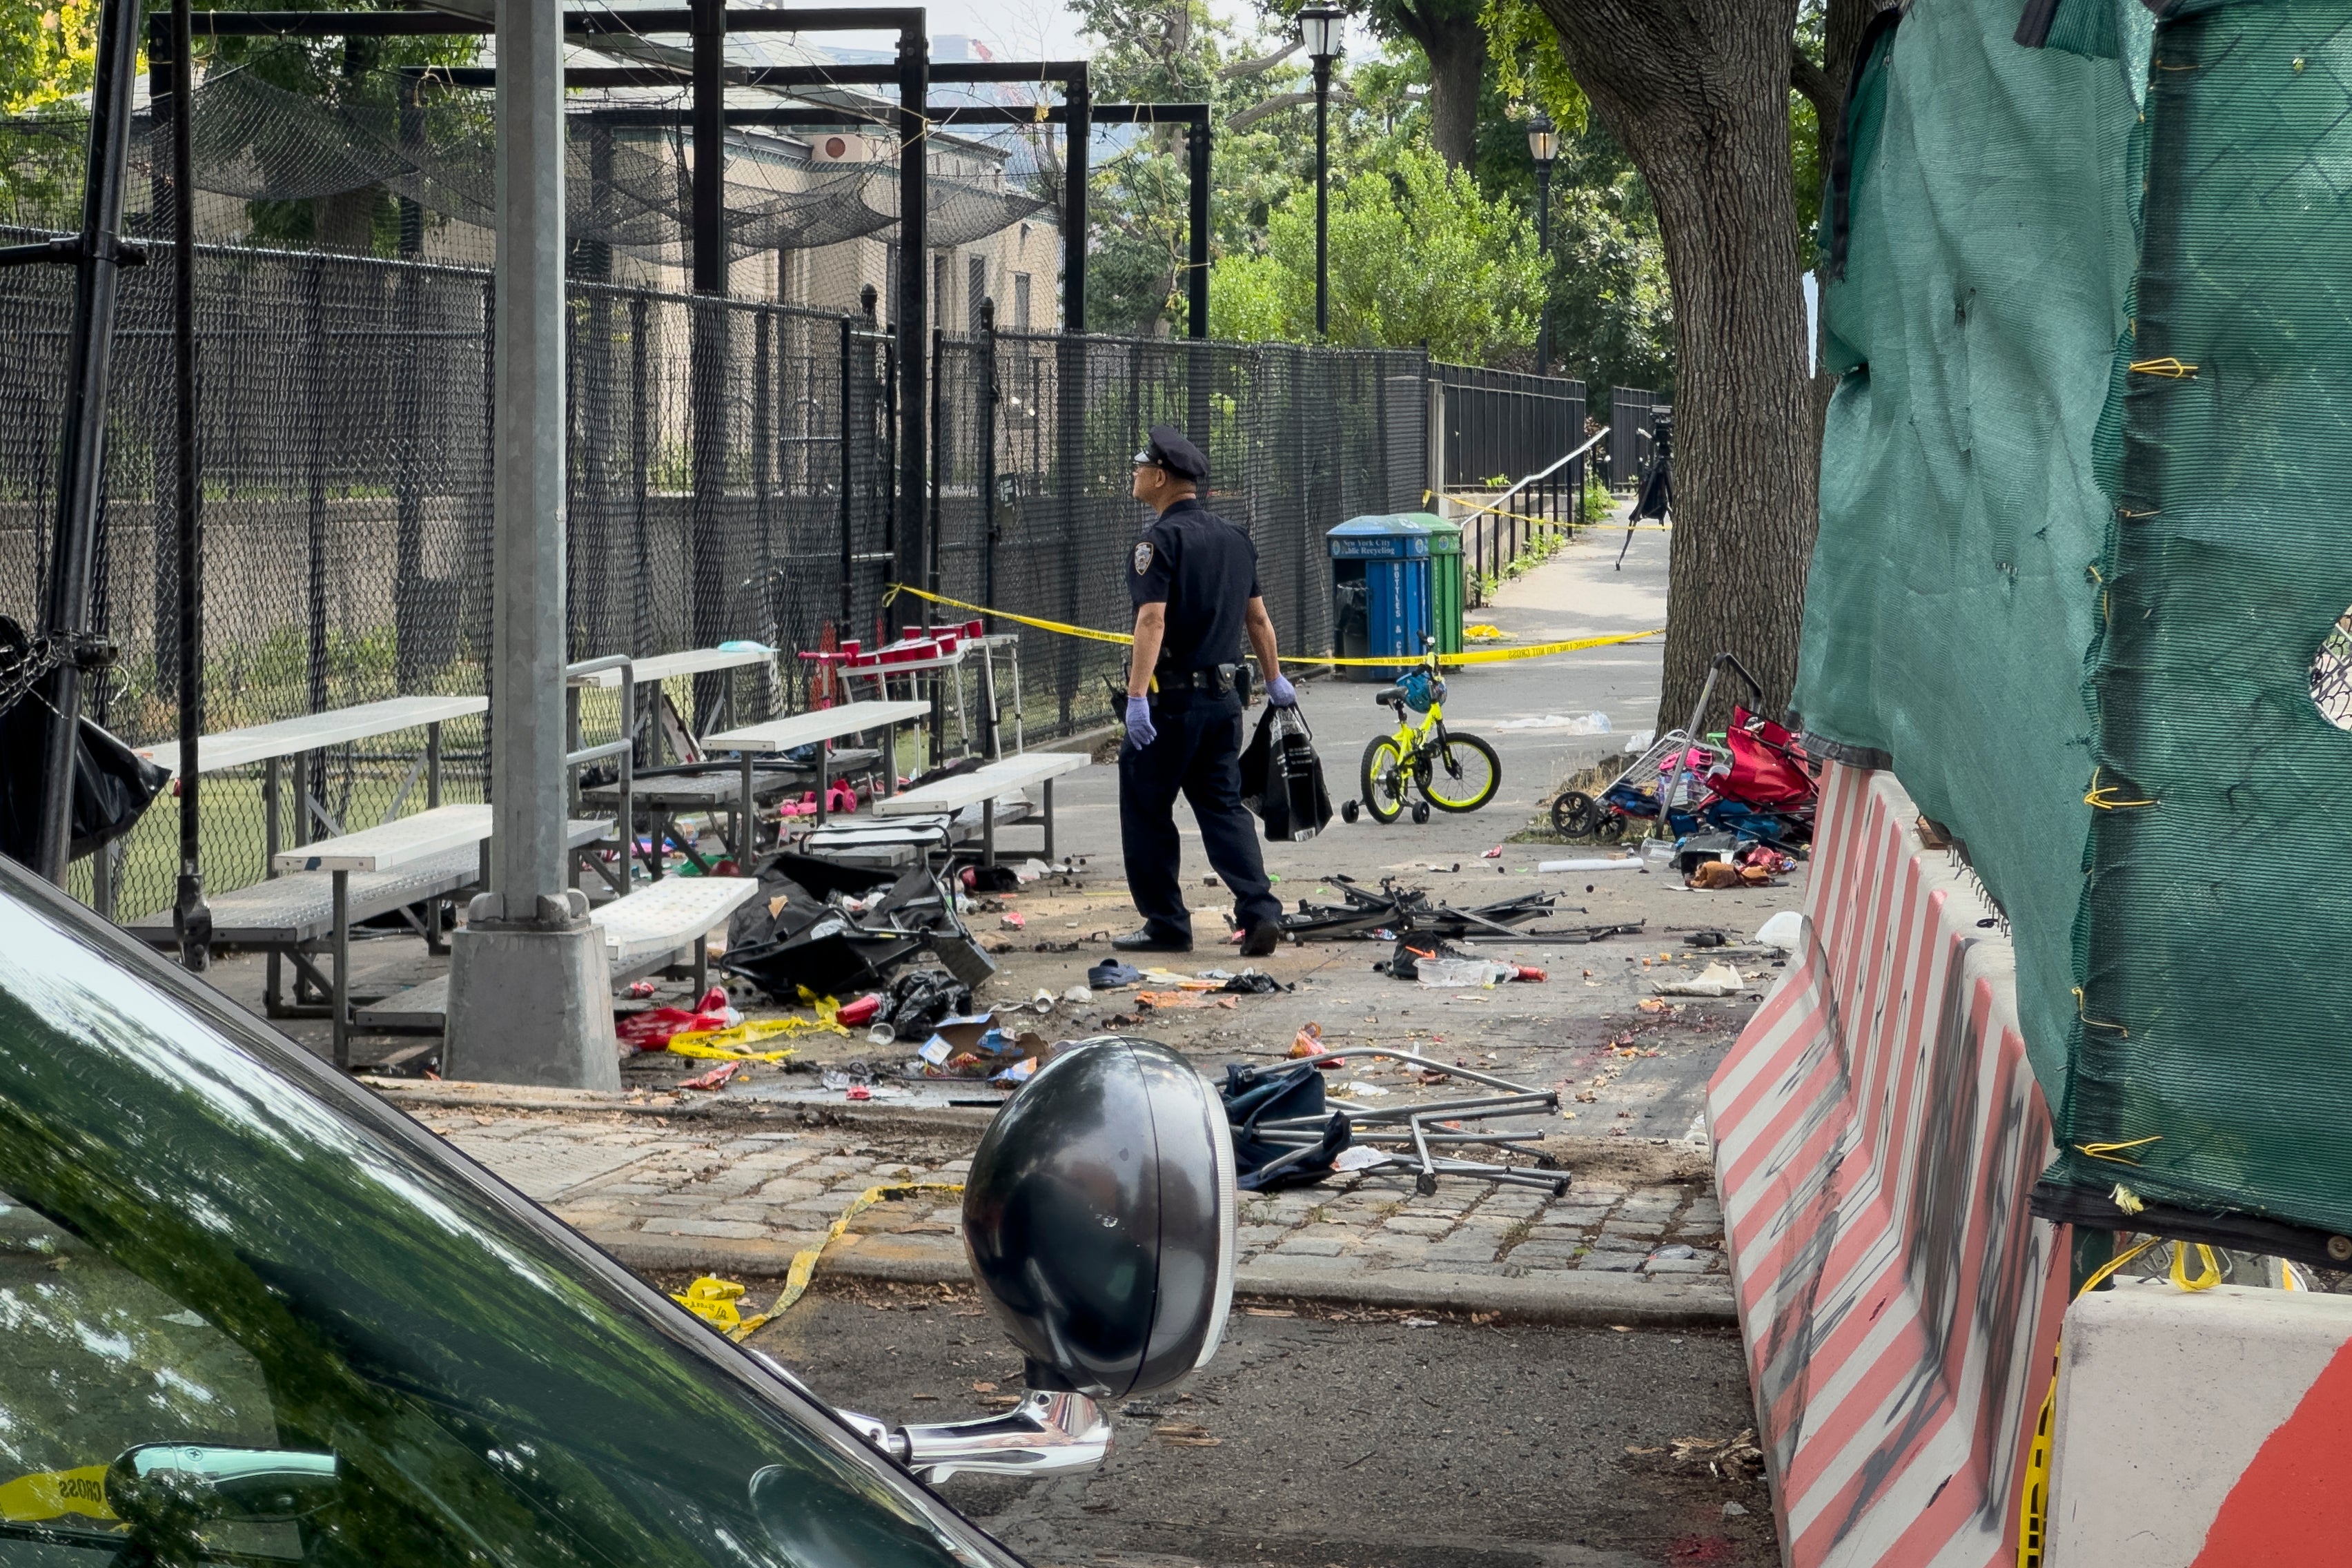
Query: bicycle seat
xmin=1375 ymin=686 xmax=1404 ymax=704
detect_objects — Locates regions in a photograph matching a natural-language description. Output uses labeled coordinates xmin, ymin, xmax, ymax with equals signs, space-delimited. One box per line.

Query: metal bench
xmin=128 ymin=805 xmax=608 ymax=1068
xmin=871 ymin=752 xmax=1090 ymax=865
xmin=703 ymin=698 xmax=932 ymax=849
xmin=356 ymin=874 xmax=759 ymax=1035
xmin=569 ymin=644 xmax=777 ymax=759
xmin=119 ymin=692 xmax=489 ymax=924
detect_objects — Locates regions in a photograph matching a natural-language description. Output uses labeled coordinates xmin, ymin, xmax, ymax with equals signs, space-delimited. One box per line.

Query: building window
xmin=1013 ymin=273 xmax=1031 ymax=332
xmin=968 ymin=256 xmax=986 ymax=331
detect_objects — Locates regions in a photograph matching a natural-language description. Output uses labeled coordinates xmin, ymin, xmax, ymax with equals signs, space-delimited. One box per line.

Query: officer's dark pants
xmin=1119 ymin=689 xmax=1283 ymax=943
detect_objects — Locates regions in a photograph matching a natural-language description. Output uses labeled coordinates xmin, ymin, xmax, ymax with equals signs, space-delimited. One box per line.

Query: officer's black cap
xmin=1134 ymin=424 xmax=1209 ymax=484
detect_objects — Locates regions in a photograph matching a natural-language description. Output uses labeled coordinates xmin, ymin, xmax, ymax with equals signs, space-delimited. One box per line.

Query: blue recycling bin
xmin=1326 ymin=515 xmax=1432 ymax=683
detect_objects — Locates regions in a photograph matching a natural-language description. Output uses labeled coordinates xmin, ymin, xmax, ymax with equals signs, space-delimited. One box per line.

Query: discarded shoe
xmin=1237 ymin=921 xmax=1282 ymax=958
xmin=1086 ymin=960 xmax=1144 ymax=989
xmin=1111 ymin=928 xmax=1192 ymax=954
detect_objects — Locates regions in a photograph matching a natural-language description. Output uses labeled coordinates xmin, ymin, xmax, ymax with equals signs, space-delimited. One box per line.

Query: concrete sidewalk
xmin=394 ymin=1092 xmax=1734 ymax=1326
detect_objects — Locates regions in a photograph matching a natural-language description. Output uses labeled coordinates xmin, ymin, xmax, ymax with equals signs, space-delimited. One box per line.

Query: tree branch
xmin=1228 ymin=84 xmax=1350 ymax=131
xmin=1789 ymin=43 xmax=1837 ymax=129
xmin=1220 ymin=38 xmax=1300 ymax=79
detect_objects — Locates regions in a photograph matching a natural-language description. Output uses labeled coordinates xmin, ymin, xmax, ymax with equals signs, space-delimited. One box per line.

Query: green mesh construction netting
xmin=1799 ymin=0 xmax=2352 ymax=1240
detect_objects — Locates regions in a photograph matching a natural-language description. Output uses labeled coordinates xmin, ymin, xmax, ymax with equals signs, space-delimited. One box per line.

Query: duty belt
xmin=1156 ymin=663 xmax=1240 ymax=694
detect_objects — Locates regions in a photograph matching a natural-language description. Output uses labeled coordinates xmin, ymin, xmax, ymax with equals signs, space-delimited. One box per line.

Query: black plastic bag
xmin=1239 ymin=704 xmax=1332 ymax=843
xmin=0 ymin=627 xmax=168 ymax=864
xmin=1219 ymin=1062 xmax=1351 ymax=1190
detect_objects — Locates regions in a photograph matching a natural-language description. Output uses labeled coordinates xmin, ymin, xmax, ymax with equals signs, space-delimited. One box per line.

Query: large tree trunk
xmin=1419 ymin=12 xmax=1487 ymax=171
xmin=1533 ymin=0 xmax=1816 ymax=732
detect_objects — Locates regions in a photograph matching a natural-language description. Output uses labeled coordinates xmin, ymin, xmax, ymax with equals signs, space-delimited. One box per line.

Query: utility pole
xmin=444 ymin=0 xmax=620 ymax=1088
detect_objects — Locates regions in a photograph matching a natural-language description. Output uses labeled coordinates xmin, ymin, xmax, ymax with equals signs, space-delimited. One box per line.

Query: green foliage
xmin=1209 ymin=139 xmax=1545 ymax=362
xmin=1478 ymin=0 xmax=1585 ymax=139
xmin=1070 ymin=0 xmax=1319 ymax=335
xmin=0 ymin=0 xmax=96 ymax=115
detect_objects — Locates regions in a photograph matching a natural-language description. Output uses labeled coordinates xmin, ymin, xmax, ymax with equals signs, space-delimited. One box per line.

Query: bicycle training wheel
xmin=1360 ymin=737 xmax=1409 ymax=824
xmin=1422 ymin=733 xmax=1502 ymax=814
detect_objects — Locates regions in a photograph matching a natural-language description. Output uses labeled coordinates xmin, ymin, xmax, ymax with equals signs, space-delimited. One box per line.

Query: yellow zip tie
xmin=884 ymin=583 xmax=1663 ymax=667
xmin=2076 ymin=1133 xmax=2161 ymax=1165
xmin=2109 ymin=1183 xmax=2146 ymax=1216
xmin=2128 ymin=357 xmax=2198 ymax=378
xmin=2168 ymin=1242 xmax=2222 ymax=1292
xmin=2083 ymin=768 xmax=2157 ymax=810
xmin=2070 ymin=987 xmax=2130 ymax=1038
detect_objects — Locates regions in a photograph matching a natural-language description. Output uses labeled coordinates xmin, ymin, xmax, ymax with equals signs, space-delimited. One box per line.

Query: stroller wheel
xmin=1415 ymin=1172 xmax=1439 ymax=1197
xmin=1341 ymin=799 xmax=1360 ymax=824
xmin=1411 ymin=800 xmax=1431 ymax=825
xmin=1594 ymin=813 xmax=1627 ymax=841
xmin=1551 ymin=790 xmax=1599 ymax=837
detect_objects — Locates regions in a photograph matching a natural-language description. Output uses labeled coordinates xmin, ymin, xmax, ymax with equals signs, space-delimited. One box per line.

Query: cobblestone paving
xmin=418 ymin=1107 xmax=1728 ymax=1285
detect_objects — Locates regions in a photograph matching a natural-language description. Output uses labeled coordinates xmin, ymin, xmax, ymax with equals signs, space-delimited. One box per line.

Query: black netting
xmin=0 ymin=67 xmax=1050 ymax=273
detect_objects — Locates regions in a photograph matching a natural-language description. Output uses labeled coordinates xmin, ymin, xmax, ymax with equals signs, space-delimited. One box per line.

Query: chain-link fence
xmin=1 ymin=237 xmax=1449 ymax=921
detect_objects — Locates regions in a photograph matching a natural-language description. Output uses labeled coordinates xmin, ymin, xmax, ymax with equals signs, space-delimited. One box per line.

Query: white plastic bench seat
xmin=871 ymin=752 xmax=1089 ymax=816
xmin=355 ymin=875 xmax=758 ymax=1032
xmin=133 ymin=694 xmax=487 ymax=779
xmin=567 ymin=645 xmax=775 ymax=688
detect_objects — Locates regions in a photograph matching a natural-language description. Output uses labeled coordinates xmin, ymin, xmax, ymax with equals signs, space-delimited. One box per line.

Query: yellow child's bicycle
xmin=1340 ymin=643 xmax=1502 ymax=825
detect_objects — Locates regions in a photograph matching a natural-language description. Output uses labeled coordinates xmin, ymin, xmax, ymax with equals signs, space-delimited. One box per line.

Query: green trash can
xmin=1410 ymin=511 xmax=1464 ymax=658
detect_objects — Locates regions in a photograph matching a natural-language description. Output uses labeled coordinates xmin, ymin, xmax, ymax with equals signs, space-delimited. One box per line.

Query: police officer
xmin=1115 ymin=424 xmax=1297 ymax=958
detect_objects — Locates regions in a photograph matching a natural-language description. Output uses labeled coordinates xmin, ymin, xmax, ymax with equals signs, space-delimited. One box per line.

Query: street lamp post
xmin=1527 ymin=109 xmax=1557 ymax=378
xmin=1300 ymin=6 xmax=1342 ymax=339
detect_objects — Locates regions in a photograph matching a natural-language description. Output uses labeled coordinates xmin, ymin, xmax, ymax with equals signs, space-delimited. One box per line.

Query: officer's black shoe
xmin=1111 ymin=928 xmax=1192 ymax=954
xmin=1237 ymin=920 xmax=1283 ymax=958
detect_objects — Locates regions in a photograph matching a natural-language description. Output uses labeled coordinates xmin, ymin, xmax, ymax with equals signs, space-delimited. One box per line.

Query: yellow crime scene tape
xmin=670 ymin=1180 xmax=967 ymax=1342
xmin=884 ymin=584 xmax=1662 ymax=667
xmin=1 ymin=1463 xmax=114 ymax=1525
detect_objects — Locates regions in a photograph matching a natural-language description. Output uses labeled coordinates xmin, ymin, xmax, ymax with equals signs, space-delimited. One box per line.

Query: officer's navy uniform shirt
xmin=1127 ymin=498 xmax=1260 ymax=672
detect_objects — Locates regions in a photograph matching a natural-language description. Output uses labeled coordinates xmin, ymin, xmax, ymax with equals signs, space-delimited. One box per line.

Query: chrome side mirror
xmin=105 ymin=1443 xmax=340 ymax=1554
xmin=841 ymin=1036 xmax=1236 ymax=1480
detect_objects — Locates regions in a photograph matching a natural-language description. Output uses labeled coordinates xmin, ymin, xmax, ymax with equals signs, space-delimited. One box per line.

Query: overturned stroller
xmin=1548 ymin=653 xmax=1816 ymax=850
xmin=1219 ymin=1047 xmax=1567 ymax=1196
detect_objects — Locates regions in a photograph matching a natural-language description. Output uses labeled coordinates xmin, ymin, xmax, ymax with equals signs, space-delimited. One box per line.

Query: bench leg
xmin=1043 ymin=777 xmax=1055 ymax=864
xmin=332 ymin=868 xmax=351 ymax=1072
xmin=816 ymin=745 xmax=830 ymax=827
xmin=741 ymin=749 xmax=758 ymax=852
xmin=692 ymin=932 xmax=708 ymax=997
xmin=982 ymin=798 xmax=996 ymax=868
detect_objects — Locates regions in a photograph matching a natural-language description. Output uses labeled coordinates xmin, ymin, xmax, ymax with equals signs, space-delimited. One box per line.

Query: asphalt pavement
xmin=754 ymin=1280 xmax=1777 ymax=1568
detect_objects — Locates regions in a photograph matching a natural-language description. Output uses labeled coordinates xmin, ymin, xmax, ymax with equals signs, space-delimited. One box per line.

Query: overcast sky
xmin=825 ymin=0 xmax=1376 ymax=70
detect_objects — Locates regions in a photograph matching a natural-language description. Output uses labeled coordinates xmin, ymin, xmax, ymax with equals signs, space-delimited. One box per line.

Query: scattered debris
xmin=1652 ymin=962 xmax=1744 ymax=998
xmin=1669 ymin=1430 xmax=1763 ymax=1482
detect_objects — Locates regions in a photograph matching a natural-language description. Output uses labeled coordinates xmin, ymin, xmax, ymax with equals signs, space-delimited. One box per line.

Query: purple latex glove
xmin=1264 ymin=673 xmax=1299 ymax=707
xmin=1124 ymin=696 xmax=1158 ymax=749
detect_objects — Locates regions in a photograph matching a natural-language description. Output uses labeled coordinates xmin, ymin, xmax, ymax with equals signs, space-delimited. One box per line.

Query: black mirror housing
xmin=961 ymin=1037 xmax=1237 ymax=1399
